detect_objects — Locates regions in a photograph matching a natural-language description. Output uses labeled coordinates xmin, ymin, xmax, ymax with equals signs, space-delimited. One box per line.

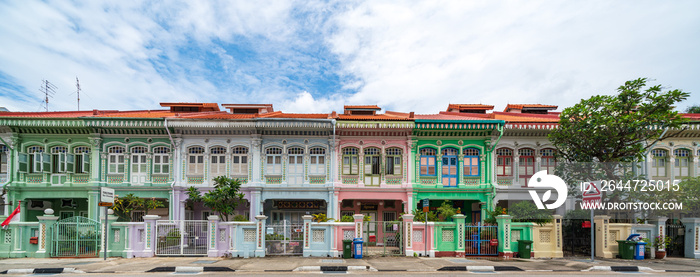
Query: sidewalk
xmin=0 ymin=256 xmax=699 ymax=274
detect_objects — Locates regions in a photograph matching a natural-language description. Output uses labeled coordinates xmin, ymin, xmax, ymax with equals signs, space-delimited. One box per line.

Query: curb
xmin=437 ymin=266 xmax=523 ymax=272
xmin=146 ymin=266 xmax=234 ymax=273
xmin=293 ymin=265 xmax=374 ymax=272
xmin=1 ymin=268 xmax=82 ymax=275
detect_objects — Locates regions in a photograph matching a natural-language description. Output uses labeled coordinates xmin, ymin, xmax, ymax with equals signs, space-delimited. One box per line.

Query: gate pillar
xmin=452 ymin=214 xmax=465 ymax=257
xmin=353 ymin=214 xmax=364 ymax=239
xmin=36 ymin=210 xmax=59 ymax=258
xmin=254 ymin=215 xmax=267 ymax=257
xmin=142 ymin=215 xmax=160 ymax=257
xmin=402 ymin=214 xmax=415 ymax=257
xmin=682 ymin=218 xmax=700 ymax=259
xmin=594 ymin=215 xmax=612 ymax=258
xmin=553 ymin=215 xmax=563 ymax=258
xmin=207 ymin=215 xmax=221 ymax=257
xmin=100 ymin=214 xmax=118 ymax=258
xmin=649 ymin=216 xmax=667 ymax=258
xmin=303 ymin=215 xmax=313 ymax=257
xmin=496 ymin=215 xmax=513 ymax=258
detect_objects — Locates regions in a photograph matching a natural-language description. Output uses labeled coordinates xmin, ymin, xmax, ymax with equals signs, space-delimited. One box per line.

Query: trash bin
xmin=517 ymin=240 xmax=533 ymax=259
xmin=353 ymin=238 xmax=363 ymax=259
xmin=624 ymin=234 xmax=647 ymax=260
xmin=342 ymin=240 xmax=353 ymax=259
xmin=618 ymin=234 xmax=642 ymax=260
xmin=634 ymin=240 xmax=647 ymax=260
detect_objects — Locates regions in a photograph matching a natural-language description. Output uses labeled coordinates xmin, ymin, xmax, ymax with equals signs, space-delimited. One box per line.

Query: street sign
xmin=582 ymin=182 xmax=602 ymax=205
xmin=100 ymin=187 xmax=115 ymax=204
xmin=422 ymin=198 xmax=429 ymax=208
xmin=98 ymin=202 xmax=113 ymax=207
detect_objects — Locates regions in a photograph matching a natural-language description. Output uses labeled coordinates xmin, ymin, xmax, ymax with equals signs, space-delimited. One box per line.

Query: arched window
xmin=187 ymin=146 xmax=205 ymax=176
xmin=419 ymin=148 xmax=436 ymax=176
xmin=364 ymin=147 xmax=381 ymax=185
xmin=342 ymin=147 xmax=359 ymax=175
xmin=230 ymin=146 xmax=248 ymax=176
xmin=108 ymin=146 xmax=126 ymax=174
xmin=24 ymin=146 xmax=46 ymax=173
xmin=152 ymin=146 xmax=170 ymax=175
xmin=674 ymin=149 xmax=690 ymax=177
xmin=651 ymin=149 xmax=668 ymax=177
xmin=73 ymin=146 xmax=90 ymax=173
xmin=130 ymin=146 xmax=148 ymax=185
xmin=462 ymin=148 xmax=480 ymax=177
xmin=287 ymin=147 xmax=304 ymax=184
xmin=496 ymin=148 xmax=512 ymax=177
xmin=266 ymin=147 xmax=282 ymax=175
xmin=210 ymin=146 xmax=227 ymax=177
xmin=441 ymin=147 xmax=458 ymax=186
xmin=51 ymin=146 xmax=69 ymax=173
xmin=385 ymin=147 xmax=402 ymax=176
xmin=540 ymin=148 xmax=557 ymax=174
xmin=309 ymin=147 xmax=326 ymax=175
xmin=518 ymin=148 xmax=535 ymax=185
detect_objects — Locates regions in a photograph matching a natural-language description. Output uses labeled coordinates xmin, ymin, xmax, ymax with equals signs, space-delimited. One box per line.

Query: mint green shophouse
xmin=410 ymin=115 xmax=504 ymax=224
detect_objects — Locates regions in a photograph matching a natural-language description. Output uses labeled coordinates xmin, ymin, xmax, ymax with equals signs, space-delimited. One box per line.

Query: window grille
xmin=518 ymin=148 xmax=534 ymax=156
xmin=441 ymin=148 xmax=458 ymax=156
xmin=131 ymin=146 xmax=147 ymax=153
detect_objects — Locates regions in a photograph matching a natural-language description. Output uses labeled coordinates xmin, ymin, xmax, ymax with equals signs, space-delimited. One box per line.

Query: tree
xmin=186 ymin=176 xmax=245 ymax=221
xmin=686 ymin=105 xmax=700 ymax=113
xmin=112 ymin=193 xmax=165 ymax=222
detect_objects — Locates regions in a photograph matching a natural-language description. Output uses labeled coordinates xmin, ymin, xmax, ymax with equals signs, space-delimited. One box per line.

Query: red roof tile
xmin=344 ymin=105 xmax=381 ymax=110
xmin=447 ymin=104 xmax=494 ymax=111
xmin=504 ymin=104 xmax=558 ymax=112
xmin=336 ymin=114 xmax=412 ymax=121
xmin=160 ymin=102 xmax=220 ymax=112
xmin=0 ymin=110 xmax=99 ymax=118
xmin=414 ymin=113 xmax=495 ymax=120
xmin=260 ymin=113 xmax=330 ymax=119
xmin=96 ymin=110 xmax=177 ymax=118
xmin=491 ymin=111 xmax=560 ymax=123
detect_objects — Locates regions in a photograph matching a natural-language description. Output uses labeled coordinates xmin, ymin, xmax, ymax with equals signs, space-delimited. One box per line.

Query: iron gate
xmin=562 ymin=219 xmax=593 ymax=257
xmin=155 ymin=220 xmax=208 ymax=256
xmin=363 ymin=221 xmax=403 ymax=256
xmin=265 ymin=221 xmax=303 ymax=255
xmin=666 ymin=219 xmax=685 ymax=257
xmin=464 ymin=225 xmax=497 ymax=256
xmin=51 ymin=216 xmax=101 ymax=257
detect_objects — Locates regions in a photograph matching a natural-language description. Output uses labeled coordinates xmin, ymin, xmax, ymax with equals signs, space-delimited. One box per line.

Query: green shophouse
xmin=411 ymin=105 xmax=504 ymax=224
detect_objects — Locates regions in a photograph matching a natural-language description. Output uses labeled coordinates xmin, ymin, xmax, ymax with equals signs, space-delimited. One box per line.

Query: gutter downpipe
xmin=164 ymin=118 xmax=177 ymax=220
xmin=490 ymin=122 xmax=505 ymax=208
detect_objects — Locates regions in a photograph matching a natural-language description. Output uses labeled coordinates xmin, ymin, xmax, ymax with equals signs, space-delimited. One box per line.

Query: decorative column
xmin=553 ymin=215 xmax=563 ymax=258
xmin=302 ymin=215 xmax=313 ymax=257
xmin=594 ymin=215 xmax=612 ymax=258
xmin=669 ymin=154 xmax=676 ymax=181
xmin=353 ymin=214 xmax=364 ymax=239
xmin=682 ymin=218 xmax=700 ymax=259
xmin=142 ymin=215 xmax=160 ymax=257
xmin=35 ymin=209 xmax=59 ymax=258
xmin=649 ymin=216 xmax=667 ymax=257
xmin=358 ymin=153 xmax=364 ymax=186
xmin=452 ymin=214 xmax=466 ymax=257
xmin=436 ymin=153 xmax=443 ymax=187
xmin=496 ymin=215 xmax=513 ymax=258
xmin=254 ymin=214 xmax=267 ymax=257
xmin=457 ymin=154 xmax=464 ymax=185
xmin=208 ymin=215 xmax=220 ymax=257
xmin=402 ymin=214 xmax=415 ymax=257
xmin=251 ymin=136 xmax=262 ymax=184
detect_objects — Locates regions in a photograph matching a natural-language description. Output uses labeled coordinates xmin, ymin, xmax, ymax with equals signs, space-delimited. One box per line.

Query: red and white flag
xmin=2 ymin=202 xmax=21 ymax=229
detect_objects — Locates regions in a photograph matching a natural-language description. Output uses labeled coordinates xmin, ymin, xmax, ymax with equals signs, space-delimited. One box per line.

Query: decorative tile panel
xmin=463 ymin=177 xmax=480 ymax=185
xmin=420 ymin=177 xmax=437 ymax=184
xmin=265 ymin=176 xmax=283 ymax=184
xmin=244 ymin=229 xmax=255 ymax=242
xmin=442 ymin=229 xmax=454 ymax=242
xmin=72 ymin=174 xmax=89 ymax=183
xmin=114 ymin=229 xmax=120 ymax=243
xmin=219 ymin=229 xmax=226 ymax=243
xmin=145 ymin=222 xmax=152 ymax=249
xmin=610 ymin=230 xmax=619 ymax=244
xmin=406 ymin=222 xmax=412 ymax=248
xmin=342 ymin=176 xmax=358 ymax=184
xmin=512 ymin=230 xmax=521 ymax=242
xmin=27 ymin=174 xmax=43 ymax=183
xmin=304 ymin=222 xmax=311 ymax=247
xmin=343 ymin=230 xmax=354 ymax=240
xmin=210 ymin=225 xmax=216 ymax=249
xmin=540 ymin=230 xmax=551 ymax=243
xmin=39 ymin=223 xmax=46 ymax=250
xmin=504 ymin=223 xmax=511 ymax=250
xmin=497 ymin=177 xmax=513 ymax=185
xmin=695 ymin=227 xmax=699 ymax=251
xmin=312 ymin=229 xmax=325 ymax=243
xmin=413 ymin=230 xmax=423 ymax=243
xmin=309 ymin=176 xmax=325 ymax=184
xmin=107 ymin=175 xmax=125 ymax=184
xmin=151 ymin=175 xmax=168 ymax=184
xmin=187 ymin=176 xmax=204 ymax=184
xmin=386 ymin=177 xmax=402 ymax=184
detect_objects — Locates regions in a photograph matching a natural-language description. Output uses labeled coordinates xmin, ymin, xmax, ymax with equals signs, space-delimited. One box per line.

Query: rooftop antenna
xmin=40 ymin=80 xmax=57 ymax=112
xmin=75 ymin=77 xmax=81 ymax=111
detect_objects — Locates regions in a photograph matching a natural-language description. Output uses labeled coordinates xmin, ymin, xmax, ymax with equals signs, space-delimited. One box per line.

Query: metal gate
xmin=464 ymin=225 xmax=497 ymax=256
xmin=51 ymin=216 xmax=101 ymax=257
xmin=562 ymin=219 xmax=593 ymax=257
xmin=363 ymin=221 xmax=403 ymax=256
xmin=265 ymin=221 xmax=303 ymax=255
xmin=155 ymin=220 xmax=208 ymax=256
xmin=666 ymin=219 xmax=685 ymax=257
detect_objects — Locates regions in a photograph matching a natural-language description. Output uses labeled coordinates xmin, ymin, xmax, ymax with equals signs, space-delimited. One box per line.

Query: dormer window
xmin=343 ymin=105 xmax=381 ymax=116
xmin=222 ymin=104 xmax=274 ymax=114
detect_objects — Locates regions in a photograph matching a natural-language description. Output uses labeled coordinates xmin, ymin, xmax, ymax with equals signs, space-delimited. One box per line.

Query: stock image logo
xmin=528 ymin=171 xmax=568 ymax=210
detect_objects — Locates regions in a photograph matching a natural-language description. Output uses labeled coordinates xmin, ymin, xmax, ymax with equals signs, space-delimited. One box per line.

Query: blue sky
xmin=0 ymin=1 xmax=698 ymax=114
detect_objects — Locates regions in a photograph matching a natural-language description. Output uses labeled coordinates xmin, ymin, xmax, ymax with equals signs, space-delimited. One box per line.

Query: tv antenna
xmin=40 ymin=80 xmax=57 ymax=112
xmin=75 ymin=77 xmax=81 ymax=111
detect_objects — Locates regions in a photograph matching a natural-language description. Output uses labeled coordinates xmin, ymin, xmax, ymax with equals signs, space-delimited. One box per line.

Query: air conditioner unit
xmin=28 ymin=200 xmax=52 ymax=210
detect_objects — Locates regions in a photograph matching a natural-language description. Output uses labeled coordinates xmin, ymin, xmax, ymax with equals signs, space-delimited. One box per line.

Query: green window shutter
xmin=18 ymin=153 xmax=28 ymax=173
xmin=42 ymin=153 xmax=51 ymax=173
xmin=66 ymin=153 xmax=75 ymax=172
xmin=82 ymin=153 xmax=90 ymax=173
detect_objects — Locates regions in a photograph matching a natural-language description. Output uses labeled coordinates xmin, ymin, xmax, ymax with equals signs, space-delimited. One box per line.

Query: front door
xmin=287 ymin=154 xmax=303 ymax=185
xmin=131 ymin=153 xmax=147 ymax=185
xmin=442 ymin=156 xmax=457 ymax=187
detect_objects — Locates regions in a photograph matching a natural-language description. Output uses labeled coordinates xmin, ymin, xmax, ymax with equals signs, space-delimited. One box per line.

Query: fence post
xmin=142 ymin=215 xmax=160 ymax=257
xmin=402 ymin=214 xmax=414 ymax=257
xmin=303 ymin=215 xmax=313 ymax=257
xmin=496 ymin=215 xmax=513 ymax=258
xmin=649 ymin=216 xmax=667 ymax=254
xmin=36 ymin=209 xmax=59 ymax=258
xmin=452 ymin=214 xmax=465 ymax=257
xmin=553 ymin=215 xmax=563 ymax=258
xmin=254 ymin=215 xmax=267 ymax=257
xmin=207 ymin=215 xmax=220 ymax=257
xmin=682 ymin=218 xmax=700 ymax=259
xmin=353 ymin=214 xmax=364 ymax=239
xmin=594 ymin=215 xmax=612 ymax=258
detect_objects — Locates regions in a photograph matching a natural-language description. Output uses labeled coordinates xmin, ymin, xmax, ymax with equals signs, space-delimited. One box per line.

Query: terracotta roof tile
xmin=344 ymin=105 xmax=381 ymax=110
xmin=336 ymin=114 xmax=412 ymax=121
xmin=492 ymin=111 xmax=560 ymax=123
xmin=0 ymin=110 xmax=100 ymax=118
xmin=96 ymin=110 xmax=177 ymax=118
xmin=414 ymin=113 xmax=497 ymax=121
xmin=504 ymin=104 xmax=558 ymax=112
xmin=260 ymin=113 xmax=330 ymax=119
xmin=447 ymin=104 xmax=494 ymax=111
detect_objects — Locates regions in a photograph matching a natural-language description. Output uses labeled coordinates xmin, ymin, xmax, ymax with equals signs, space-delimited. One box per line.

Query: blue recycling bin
xmin=626 ymin=234 xmax=646 ymax=260
xmin=353 ymin=238 xmax=363 ymax=259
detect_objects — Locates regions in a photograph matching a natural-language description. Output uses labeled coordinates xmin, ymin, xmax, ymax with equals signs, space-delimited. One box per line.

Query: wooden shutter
xmin=82 ymin=153 xmax=90 ymax=173
xmin=364 ymin=156 xmax=372 ymax=175
xmin=42 ymin=153 xmax=51 ymax=173
xmin=18 ymin=153 xmax=28 ymax=173
xmin=394 ymin=157 xmax=401 ymax=175
xmin=66 ymin=153 xmax=75 ymax=173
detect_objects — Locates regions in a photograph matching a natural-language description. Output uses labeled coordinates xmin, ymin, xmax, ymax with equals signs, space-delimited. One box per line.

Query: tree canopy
xmin=186 ymin=176 xmax=245 ymax=221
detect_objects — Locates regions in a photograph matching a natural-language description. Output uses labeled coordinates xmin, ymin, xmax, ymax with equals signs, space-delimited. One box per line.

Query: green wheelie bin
xmin=518 ymin=240 xmax=533 ymax=259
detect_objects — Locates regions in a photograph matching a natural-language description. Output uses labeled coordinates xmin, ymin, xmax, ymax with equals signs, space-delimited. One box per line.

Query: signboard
xmin=289 ymin=242 xmax=299 ymax=246
xmin=100 ymin=187 xmax=115 ymax=207
xmin=360 ymin=203 xmax=378 ymax=211
xmin=422 ymin=198 xmax=429 ymax=208
xmin=582 ymin=182 xmax=602 ymax=205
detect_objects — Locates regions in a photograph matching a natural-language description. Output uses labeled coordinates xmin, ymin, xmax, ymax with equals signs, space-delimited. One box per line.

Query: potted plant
xmin=653 ymin=235 xmax=671 ymax=259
